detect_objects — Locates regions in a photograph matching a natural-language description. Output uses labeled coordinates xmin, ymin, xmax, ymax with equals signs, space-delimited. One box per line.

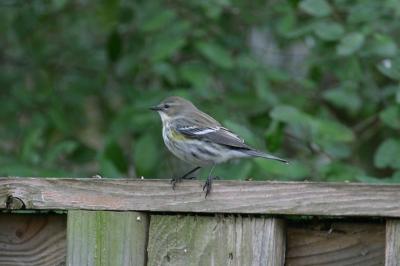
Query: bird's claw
xmin=171 ymin=176 xmax=197 ymax=190
xmin=203 ymin=176 xmax=219 ymax=198
xmin=170 ymin=166 xmax=201 ymax=191
xmin=170 ymin=177 xmax=180 ymax=190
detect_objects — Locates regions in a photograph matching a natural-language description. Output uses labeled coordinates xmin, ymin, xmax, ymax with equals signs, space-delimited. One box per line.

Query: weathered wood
xmin=0 ymin=213 xmax=66 ymax=266
xmin=147 ymin=215 xmax=285 ymax=266
xmin=1 ymin=178 xmax=400 ymax=217
xmin=385 ymin=219 xmax=400 ymax=266
xmin=66 ymin=210 xmax=148 ymax=266
xmin=265 ymin=218 xmax=285 ymax=266
xmin=286 ymin=221 xmax=385 ymax=266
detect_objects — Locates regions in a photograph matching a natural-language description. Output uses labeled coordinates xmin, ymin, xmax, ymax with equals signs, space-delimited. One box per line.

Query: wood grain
xmin=1 ymin=178 xmax=400 ymax=217
xmin=66 ymin=210 xmax=148 ymax=266
xmin=147 ymin=215 xmax=285 ymax=266
xmin=0 ymin=213 xmax=66 ymax=266
xmin=286 ymin=221 xmax=385 ymax=266
xmin=385 ymin=219 xmax=400 ymax=266
xmin=264 ymin=218 xmax=286 ymax=266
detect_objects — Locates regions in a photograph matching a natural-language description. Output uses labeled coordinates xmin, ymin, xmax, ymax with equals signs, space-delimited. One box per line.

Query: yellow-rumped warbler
xmin=151 ymin=96 xmax=288 ymax=197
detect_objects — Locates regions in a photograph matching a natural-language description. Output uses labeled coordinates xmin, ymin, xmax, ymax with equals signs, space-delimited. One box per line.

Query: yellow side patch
xmin=170 ymin=130 xmax=187 ymax=141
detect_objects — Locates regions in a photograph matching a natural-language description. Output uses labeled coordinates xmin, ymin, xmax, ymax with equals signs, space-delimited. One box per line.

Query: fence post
xmin=386 ymin=219 xmax=400 ymax=266
xmin=66 ymin=210 xmax=149 ymax=266
xmin=147 ymin=215 xmax=285 ymax=266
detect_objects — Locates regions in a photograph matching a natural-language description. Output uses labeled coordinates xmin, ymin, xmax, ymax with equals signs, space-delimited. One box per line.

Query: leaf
xmin=311 ymin=119 xmax=354 ymax=142
xmin=374 ymin=139 xmax=400 ymax=169
xmin=271 ymin=106 xmax=354 ymax=142
xmin=134 ymin=134 xmax=159 ymax=176
xmin=51 ymin=0 xmax=67 ymax=11
xmin=313 ymin=21 xmax=344 ymax=41
xmin=196 ymin=42 xmax=234 ymax=69
xmin=322 ymin=89 xmax=361 ymax=113
xmin=380 ymin=105 xmax=400 ymax=129
xmin=377 ymin=58 xmax=400 ymax=80
xmin=150 ymin=37 xmax=186 ymax=62
xmin=270 ymin=105 xmax=312 ymax=126
xmin=336 ymin=32 xmax=365 ymax=56
xmin=141 ymin=10 xmax=176 ymax=32
xmin=320 ymin=142 xmax=351 ymax=159
xmin=299 ymin=0 xmax=332 ymax=17
xmin=99 ymin=158 xmax=122 ymax=178
xmin=369 ymin=34 xmax=397 ymax=57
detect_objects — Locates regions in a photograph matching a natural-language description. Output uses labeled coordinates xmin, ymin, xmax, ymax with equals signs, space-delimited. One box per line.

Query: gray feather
xmin=174 ymin=118 xmax=249 ymax=149
xmin=173 ymin=116 xmax=288 ymax=164
xmin=244 ymin=150 xmax=288 ymax=163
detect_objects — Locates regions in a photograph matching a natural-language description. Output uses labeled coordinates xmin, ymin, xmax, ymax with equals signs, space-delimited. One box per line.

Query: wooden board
xmin=66 ymin=210 xmax=148 ymax=266
xmin=147 ymin=215 xmax=285 ymax=266
xmin=286 ymin=221 xmax=385 ymax=266
xmin=1 ymin=178 xmax=400 ymax=217
xmin=386 ymin=219 xmax=400 ymax=266
xmin=0 ymin=213 xmax=66 ymax=266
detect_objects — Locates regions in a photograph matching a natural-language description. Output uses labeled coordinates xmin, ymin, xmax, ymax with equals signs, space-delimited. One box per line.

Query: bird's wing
xmin=174 ymin=118 xmax=250 ymax=149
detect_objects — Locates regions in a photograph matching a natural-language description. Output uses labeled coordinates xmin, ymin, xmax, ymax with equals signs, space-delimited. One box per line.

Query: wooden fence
xmin=1 ymin=178 xmax=399 ymax=265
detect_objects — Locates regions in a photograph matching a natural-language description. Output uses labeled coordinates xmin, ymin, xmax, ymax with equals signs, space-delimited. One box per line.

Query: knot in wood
xmin=5 ymin=195 xmax=26 ymax=210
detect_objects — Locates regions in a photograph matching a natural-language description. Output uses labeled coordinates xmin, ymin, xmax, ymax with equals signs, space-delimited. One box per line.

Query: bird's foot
xmin=171 ymin=166 xmax=201 ymax=190
xmin=170 ymin=175 xmax=197 ymax=190
xmin=170 ymin=177 xmax=181 ymax=190
xmin=202 ymin=176 xmax=219 ymax=198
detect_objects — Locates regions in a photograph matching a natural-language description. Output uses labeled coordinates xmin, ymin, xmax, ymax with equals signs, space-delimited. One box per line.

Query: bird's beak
xmin=150 ymin=105 xmax=162 ymax=111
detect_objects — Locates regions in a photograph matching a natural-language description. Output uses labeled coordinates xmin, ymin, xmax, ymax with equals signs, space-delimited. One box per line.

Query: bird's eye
xmin=164 ymin=104 xmax=170 ymax=109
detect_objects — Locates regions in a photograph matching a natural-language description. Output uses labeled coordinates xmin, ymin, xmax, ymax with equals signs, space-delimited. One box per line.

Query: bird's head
xmin=150 ymin=96 xmax=196 ymax=121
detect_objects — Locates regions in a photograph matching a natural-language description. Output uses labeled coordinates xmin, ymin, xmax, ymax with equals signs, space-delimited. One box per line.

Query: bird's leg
xmin=203 ymin=165 xmax=217 ymax=198
xmin=203 ymin=176 xmax=220 ymax=198
xmin=171 ymin=166 xmax=201 ymax=190
xmin=181 ymin=166 xmax=201 ymax=179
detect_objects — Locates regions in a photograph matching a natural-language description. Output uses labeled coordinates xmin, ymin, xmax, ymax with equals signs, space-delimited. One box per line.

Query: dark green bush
xmin=1 ymin=0 xmax=399 ymax=182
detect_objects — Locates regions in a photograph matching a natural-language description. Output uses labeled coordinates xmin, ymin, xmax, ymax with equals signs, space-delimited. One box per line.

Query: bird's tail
xmin=245 ymin=149 xmax=289 ymax=164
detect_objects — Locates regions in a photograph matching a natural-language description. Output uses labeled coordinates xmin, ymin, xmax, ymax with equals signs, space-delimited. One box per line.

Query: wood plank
xmin=286 ymin=221 xmax=385 ymax=266
xmin=0 ymin=213 xmax=66 ymax=266
xmin=1 ymin=178 xmax=400 ymax=217
xmin=147 ymin=215 xmax=285 ymax=266
xmin=385 ymin=219 xmax=400 ymax=266
xmin=66 ymin=210 xmax=148 ymax=266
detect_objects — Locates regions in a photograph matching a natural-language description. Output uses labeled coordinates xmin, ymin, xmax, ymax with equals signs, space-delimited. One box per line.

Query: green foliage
xmin=374 ymin=139 xmax=400 ymax=169
xmin=0 ymin=0 xmax=399 ymax=183
xmin=299 ymin=0 xmax=332 ymax=17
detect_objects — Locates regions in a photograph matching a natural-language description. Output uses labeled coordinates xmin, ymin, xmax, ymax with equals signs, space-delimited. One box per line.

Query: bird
xmin=150 ymin=96 xmax=288 ymax=197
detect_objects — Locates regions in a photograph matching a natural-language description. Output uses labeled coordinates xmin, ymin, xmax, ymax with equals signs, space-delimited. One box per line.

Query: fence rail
xmin=2 ymin=178 xmax=400 ymax=216
xmin=1 ymin=178 xmax=399 ymax=266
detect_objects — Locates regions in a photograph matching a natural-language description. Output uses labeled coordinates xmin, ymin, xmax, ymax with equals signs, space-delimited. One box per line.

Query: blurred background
xmin=1 ymin=0 xmax=399 ymax=183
